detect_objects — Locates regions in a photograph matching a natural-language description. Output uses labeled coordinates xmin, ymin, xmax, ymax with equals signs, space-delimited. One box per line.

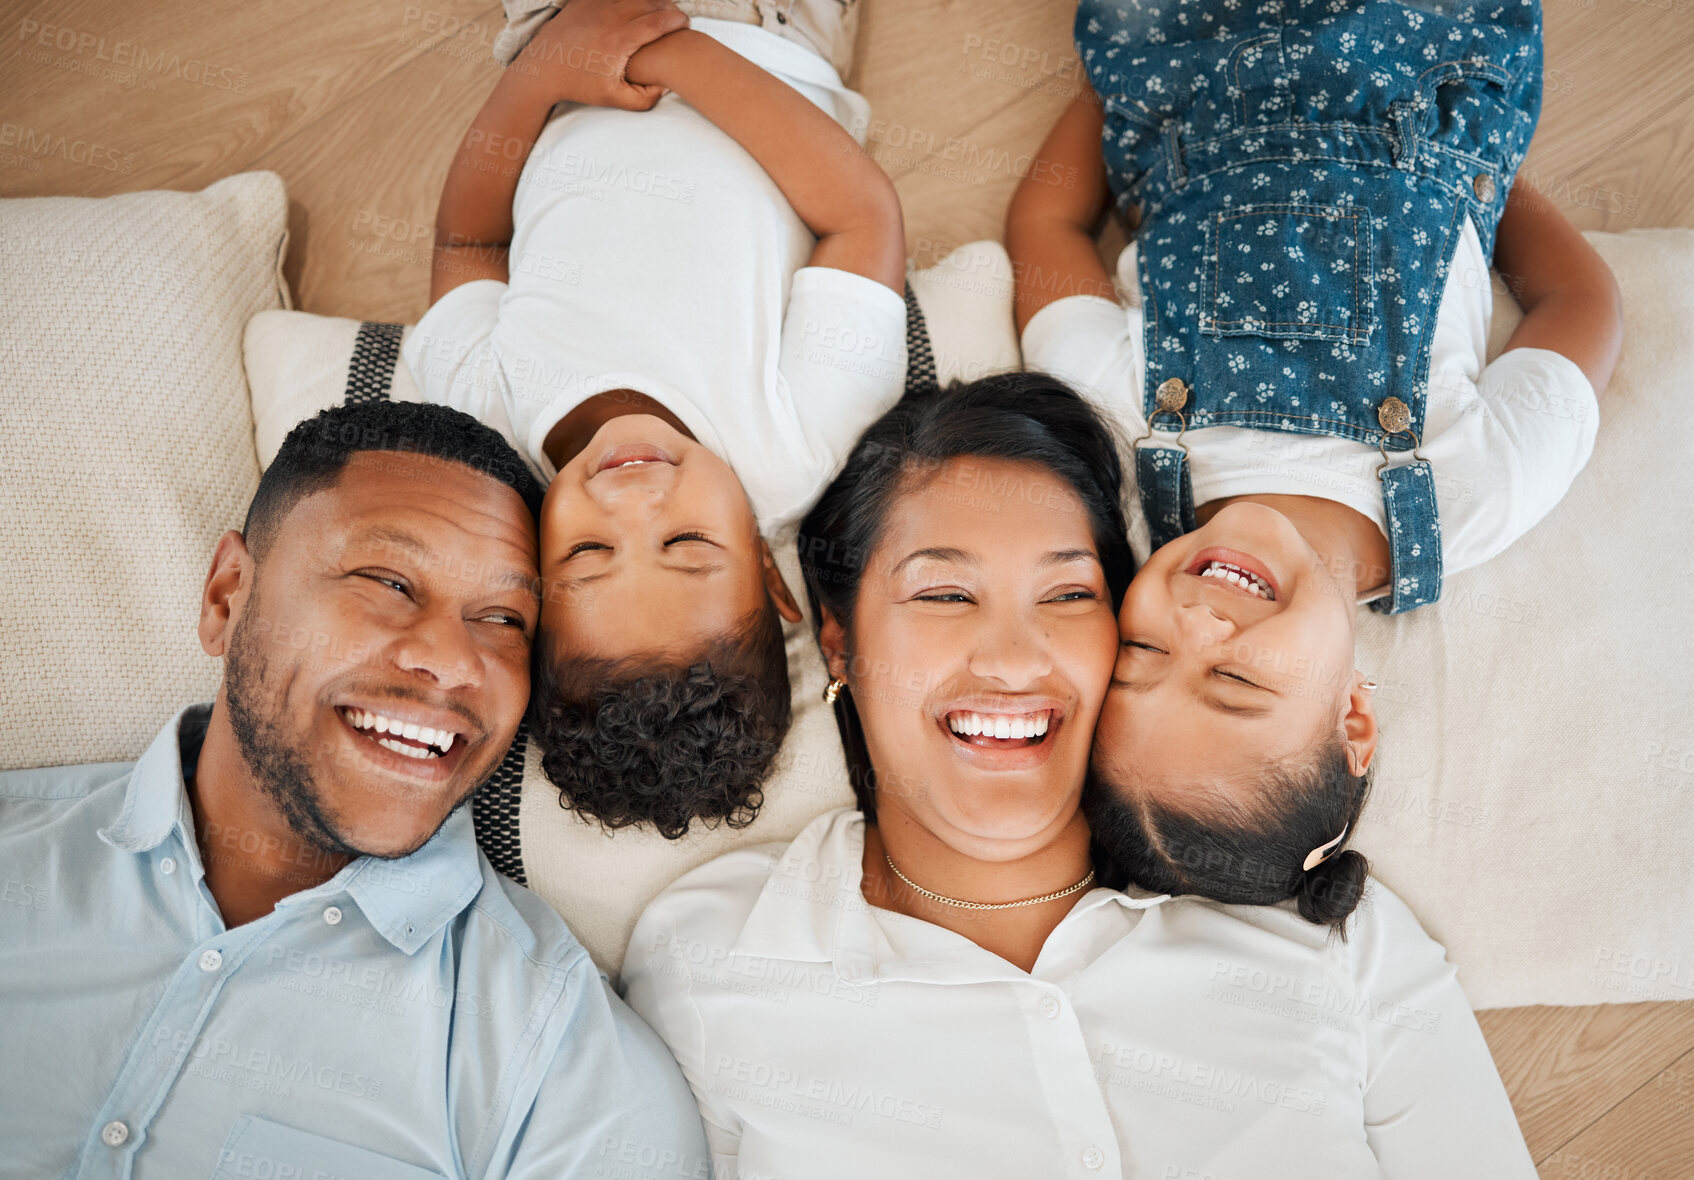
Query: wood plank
xmin=0 ymin=0 xmax=494 ymax=198
xmin=1476 ymin=1001 xmax=1694 ymax=1162
xmin=243 ymin=5 xmax=505 ymax=322
xmin=1538 ymin=1048 xmax=1694 ymax=1179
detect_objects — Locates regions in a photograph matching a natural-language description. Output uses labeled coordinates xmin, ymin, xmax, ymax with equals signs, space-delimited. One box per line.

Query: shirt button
xmin=101 ymin=1121 xmax=129 ymax=1147
xmin=1039 ymin=996 xmax=1061 ymax=1019
xmin=1473 ymin=173 xmax=1496 ymax=203
xmin=198 ymin=949 xmax=223 ymax=972
xmin=1082 ymin=1146 xmax=1105 ymax=1170
xmin=159 ymin=857 xmax=177 ymax=875
xmin=323 ymin=906 xmax=343 ymax=926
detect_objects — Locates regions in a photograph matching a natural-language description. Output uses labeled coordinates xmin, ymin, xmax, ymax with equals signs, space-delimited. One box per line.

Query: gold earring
xmin=823 ymin=678 xmax=846 ymax=705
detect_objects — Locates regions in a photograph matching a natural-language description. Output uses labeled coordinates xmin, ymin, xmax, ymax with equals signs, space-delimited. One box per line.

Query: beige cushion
xmin=0 ymin=172 xmax=288 ymax=772
xmin=235 ymin=232 xmax=1694 ymax=1008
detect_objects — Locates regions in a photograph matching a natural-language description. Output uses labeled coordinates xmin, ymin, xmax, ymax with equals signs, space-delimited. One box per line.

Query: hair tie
xmin=1302 ymin=822 xmax=1351 ymax=871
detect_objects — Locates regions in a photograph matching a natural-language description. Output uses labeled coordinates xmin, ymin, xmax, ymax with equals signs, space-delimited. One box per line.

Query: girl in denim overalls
xmin=1008 ymin=0 xmax=1623 ymax=927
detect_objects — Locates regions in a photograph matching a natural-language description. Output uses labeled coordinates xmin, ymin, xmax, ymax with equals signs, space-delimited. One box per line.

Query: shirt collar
xmin=732 ymin=808 xmax=1175 ymax=982
xmin=98 ymin=703 xmax=206 ymax=855
xmin=100 ymin=704 xmax=484 ymax=955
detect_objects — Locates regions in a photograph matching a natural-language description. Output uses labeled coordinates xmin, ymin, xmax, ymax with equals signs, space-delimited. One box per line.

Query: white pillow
xmin=0 ymin=172 xmax=288 ymax=772
xmin=1353 ymin=230 xmax=1694 ymax=1010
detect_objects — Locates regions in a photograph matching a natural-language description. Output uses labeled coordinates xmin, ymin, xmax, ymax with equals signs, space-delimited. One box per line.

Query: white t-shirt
xmin=1022 ymin=218 xmax=1599 ymax=575
xmin=620 ymin=808 xmax=1535 ymax=1180
xmin=402 ymin=20 xmax=908 ymax=534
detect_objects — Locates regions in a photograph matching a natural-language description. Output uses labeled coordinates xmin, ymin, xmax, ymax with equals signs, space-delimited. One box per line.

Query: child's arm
xmin=429 ymin=0 xmax=688 ymax=305
xmin=1490 ymin=176 xmax=1624 ymax=396
xmin=624 ymin=31 xmax=905 ymax=294
xmin=1006 ymin=88 xmax=1119 ymax=335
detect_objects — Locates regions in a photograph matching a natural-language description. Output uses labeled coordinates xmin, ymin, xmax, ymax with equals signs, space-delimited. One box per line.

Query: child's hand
xmin=515 ymin=0 xmax=689 ymax=111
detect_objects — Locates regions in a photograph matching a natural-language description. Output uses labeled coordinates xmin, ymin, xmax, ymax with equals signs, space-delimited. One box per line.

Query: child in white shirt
xmin=406 ymin=0 xmax=906 ymax=838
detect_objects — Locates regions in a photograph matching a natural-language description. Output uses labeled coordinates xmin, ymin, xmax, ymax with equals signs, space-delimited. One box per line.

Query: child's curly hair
xmin=526 ymin=599 xmax=792 ymax=840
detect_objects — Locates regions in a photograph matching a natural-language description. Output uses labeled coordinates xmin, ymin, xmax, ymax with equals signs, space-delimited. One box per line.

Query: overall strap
xmin=1136 ymin=445 xmax=1196 ymax=555
xmin=1135 ymin=376 xmax=1198 ymax=554
xmin=1373 ymin=460 xmax=1443 ymax=614
xmin=1371 ymin=395 xmax=1444 ymax=614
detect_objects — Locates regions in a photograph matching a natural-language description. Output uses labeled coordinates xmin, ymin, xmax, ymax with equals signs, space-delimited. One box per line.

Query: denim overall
xmin=1076 ymin=0 xmax=1541 ymax=611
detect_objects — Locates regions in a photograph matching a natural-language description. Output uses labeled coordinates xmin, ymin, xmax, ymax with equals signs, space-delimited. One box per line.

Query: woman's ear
xmin=817 ymin=609 xmax=849 ymax=683
xmin=1341 ymin=676 xmax=1379 ymax=775
xmin=758 ymin=538 xmax=804 ymax=624
xmin=199 ymin=530 xmax=251 ymax=658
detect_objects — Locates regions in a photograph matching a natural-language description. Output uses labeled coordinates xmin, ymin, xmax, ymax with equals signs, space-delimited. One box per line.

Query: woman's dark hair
xmin=1083 ymin=736 xmax=1372 ymax=934
xmin=797 ymin=371 xmax=1135 ymax=822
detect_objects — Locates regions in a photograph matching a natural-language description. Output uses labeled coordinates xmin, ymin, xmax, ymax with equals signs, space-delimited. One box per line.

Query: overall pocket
xmin=1202 ymin=202 xmax=1375 ymax=345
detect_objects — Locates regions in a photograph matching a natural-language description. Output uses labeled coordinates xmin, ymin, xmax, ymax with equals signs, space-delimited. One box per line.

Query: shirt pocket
xmin=1202 ymin=202 xmax=1375 ymax=345
xmin=212 ymin=1113 xmax=447 ymax=1180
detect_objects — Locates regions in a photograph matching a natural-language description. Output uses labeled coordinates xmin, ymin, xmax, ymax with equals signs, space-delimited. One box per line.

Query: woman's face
xmin=823 ymin=458 xmax=1118 ymax=862
xmin=1093 ymin=501 xmax=1371 ymax=809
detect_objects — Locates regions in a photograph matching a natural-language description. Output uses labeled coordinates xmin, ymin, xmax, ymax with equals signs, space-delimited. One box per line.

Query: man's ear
xmin=817 ymin=609 xmax=849 ymax=684
xmin=199 ymin=531 xmax=252 ymax=658
xmin=758 ymin=538 xmax=803 ymax=624
xmin=1341 ymin=676 xmax=1379 ymax=776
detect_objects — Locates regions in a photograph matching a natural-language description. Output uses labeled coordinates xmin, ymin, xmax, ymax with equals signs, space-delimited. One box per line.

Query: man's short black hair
xmin=245 ymin=401 xmax=544 ymax=558
xmin=528 ymin=598 xmax=792 ymax=840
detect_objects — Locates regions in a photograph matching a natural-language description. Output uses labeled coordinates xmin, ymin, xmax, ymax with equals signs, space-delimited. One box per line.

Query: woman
xmin=619 ymin=374 xmax=1533 ymax=1178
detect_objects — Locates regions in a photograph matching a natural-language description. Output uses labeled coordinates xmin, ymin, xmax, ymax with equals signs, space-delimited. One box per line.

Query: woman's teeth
xmin=340 ymin=707 xmax=455 ymax=758
xmin=1199 ymin=561 xmax=1274 ymax=599
xmin=946 ymin=711 xmax=1051 ymax=740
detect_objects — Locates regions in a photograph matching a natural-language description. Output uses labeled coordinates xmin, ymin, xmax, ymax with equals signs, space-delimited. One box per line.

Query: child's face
xmin=1094 ymin=502 xmax=1371 ymax=805
xmin=538 ymin=414 xmax=798 ymax=665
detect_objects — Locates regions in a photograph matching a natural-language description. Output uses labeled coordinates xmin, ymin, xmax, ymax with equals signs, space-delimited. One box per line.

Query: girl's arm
xmin=1006 ymin=88 xmax=1119 ymax=334
xmin=428 ymin=0 xmax=687 ymax=305
xmin=625 ymin=30 xmax=906 ymax=294
xmin=1491 ymin=176 xmax=1624 ymax=396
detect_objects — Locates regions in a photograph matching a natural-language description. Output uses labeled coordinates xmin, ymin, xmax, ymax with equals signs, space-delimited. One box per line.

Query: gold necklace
xmin=883 ymin=852 xmax=1095 ymax=911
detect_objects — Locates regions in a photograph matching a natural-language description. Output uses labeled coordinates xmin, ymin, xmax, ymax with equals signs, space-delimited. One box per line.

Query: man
xmin=0 ymin=401 xmax=709 ymax=1179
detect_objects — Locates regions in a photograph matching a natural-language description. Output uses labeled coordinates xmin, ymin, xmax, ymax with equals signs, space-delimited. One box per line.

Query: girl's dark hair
xmin=1083 ymin=736 xmax=1372 ymax=934
xmin=797 ymin=372 xmax=1136 ymax=821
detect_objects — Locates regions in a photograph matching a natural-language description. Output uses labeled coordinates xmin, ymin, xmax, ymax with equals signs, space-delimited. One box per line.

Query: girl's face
xmin=1094 ymin=501 xmax=1375 ymax=807
xmin=820 ymin=458 xmax=1118 ymax=862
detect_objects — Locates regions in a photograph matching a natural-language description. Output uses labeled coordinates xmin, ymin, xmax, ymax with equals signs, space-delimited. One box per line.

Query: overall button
xmin=159 ymin=857 xmax=177 ymax=875
xmin=198 ymin=949 xmax=223 ymax=973
xmin=1376 ymin=397 xmax=1412 ymax=434
xmin=323 ymin=906 xmax=343 ymax=926
xmin=1039 ymin=996 xmax=1061 ymax=1020
xmin=100 ymin=1121 xmax=129 ymax=1147
xmin=1081 ymin=1146 xmax=1105 ymax=1170
xmin=1473 ymin=173 xmax=1496 ymax=203
xmin=1155 ymin=377 xmax=1189 ymax=411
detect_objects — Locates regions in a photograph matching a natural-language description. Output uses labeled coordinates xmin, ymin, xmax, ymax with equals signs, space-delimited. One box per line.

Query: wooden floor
xmin=4 ymin=0 xmax=1692 ymax=1171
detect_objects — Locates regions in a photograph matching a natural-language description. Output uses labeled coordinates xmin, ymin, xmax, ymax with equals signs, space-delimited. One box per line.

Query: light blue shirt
xmin=0 ymin=705 xmax=710 ymax=1180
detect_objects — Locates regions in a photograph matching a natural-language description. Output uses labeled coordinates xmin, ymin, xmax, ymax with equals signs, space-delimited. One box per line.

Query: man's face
xmin=218 ymin=451 xmax=539 ymax=859
xmin=538 ymin=414 xmax=795 ymax=665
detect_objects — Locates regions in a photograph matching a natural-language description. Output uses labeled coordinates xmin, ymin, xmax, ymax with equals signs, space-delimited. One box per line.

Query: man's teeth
xmin=946 ymin=711 xmax=1052 ymax=739
xmin=1198 ymin=561 xmax=1274 ymax=599
xmin=614 ymin=459 xmax=653 ymax=468
xmin=340 ymin=707 xmax=455 ymax=755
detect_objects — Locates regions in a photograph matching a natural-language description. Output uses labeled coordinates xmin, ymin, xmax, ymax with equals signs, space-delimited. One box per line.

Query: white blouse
xmin=620 ymin=808 xmax=1534 ymax=1180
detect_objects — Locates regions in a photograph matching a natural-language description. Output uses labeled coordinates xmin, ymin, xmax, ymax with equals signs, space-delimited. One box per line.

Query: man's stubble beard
xmin=221 ymin=583 xmax=482 ymax=862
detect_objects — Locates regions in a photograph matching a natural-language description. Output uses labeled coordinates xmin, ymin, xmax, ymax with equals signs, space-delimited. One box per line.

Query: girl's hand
xmin=515 ymin=0 xmax=689 ymax=111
